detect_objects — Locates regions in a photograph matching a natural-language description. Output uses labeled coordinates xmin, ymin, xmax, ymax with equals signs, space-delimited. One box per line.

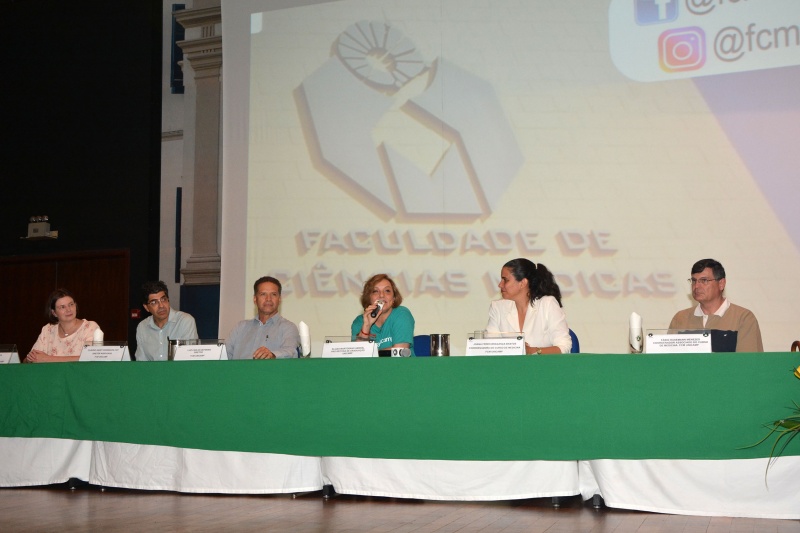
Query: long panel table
xmin=2 ymin=353 xmax=799 ymax=517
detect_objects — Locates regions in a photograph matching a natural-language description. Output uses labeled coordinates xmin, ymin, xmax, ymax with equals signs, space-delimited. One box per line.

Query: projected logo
xmin=610 ymin=0 xmax=800 ymax=81
xmin=296 ymin=21 xmax=524 ymax=218
xmin=659 ymin=27 xmax=706 ymax=72
xmin=635 ymin=0 xmax=678 ymax=25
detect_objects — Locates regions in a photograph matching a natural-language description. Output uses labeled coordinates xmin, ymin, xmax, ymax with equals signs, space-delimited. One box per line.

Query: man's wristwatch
xmin=535 ymin=347 xmax=542 ymax=355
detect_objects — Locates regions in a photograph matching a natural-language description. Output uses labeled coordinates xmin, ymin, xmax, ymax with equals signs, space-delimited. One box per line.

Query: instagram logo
xmin=658 ymin=27 xmax=706 ymax=72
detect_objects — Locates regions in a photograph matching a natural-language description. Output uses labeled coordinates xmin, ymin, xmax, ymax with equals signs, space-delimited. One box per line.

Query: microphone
xmin=391 ymin=347 xmax=411 ymax=357
xmin=298 ymin=321 xmax=310 ymax=357
xmin=370 ymin=299 xmax=385 ymax=318
xmin=629 ymin=312 xmax=643 ymax=354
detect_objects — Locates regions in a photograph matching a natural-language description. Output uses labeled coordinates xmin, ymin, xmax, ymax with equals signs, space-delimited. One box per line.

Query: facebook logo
xmin=635 ymin=0 xmax=679 ymax=25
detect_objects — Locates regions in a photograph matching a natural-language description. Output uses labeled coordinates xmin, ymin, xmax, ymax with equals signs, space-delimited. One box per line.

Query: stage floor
xmin=1 ymin=484 xmax=798 ymax=532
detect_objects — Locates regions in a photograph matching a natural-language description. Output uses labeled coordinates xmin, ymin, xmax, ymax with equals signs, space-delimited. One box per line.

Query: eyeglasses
xmin=688 ymin=278 xmax=719 ymax=286
xmin=146 ymin=296 xmax=169 ymax=307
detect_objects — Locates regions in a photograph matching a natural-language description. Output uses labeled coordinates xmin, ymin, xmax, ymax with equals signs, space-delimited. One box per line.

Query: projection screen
xmin=220 ymin=0 xmax=800 ymax=355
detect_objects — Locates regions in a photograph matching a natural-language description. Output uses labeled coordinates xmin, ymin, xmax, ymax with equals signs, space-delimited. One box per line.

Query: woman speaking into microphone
xmin=351 ymin=274 xmax=415 ymax=355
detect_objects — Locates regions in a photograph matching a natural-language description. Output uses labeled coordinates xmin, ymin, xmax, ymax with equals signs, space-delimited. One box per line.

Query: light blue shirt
xmin=135 ymin=309 xmax=198 ymax=361
xmin=225 ymin=314 xmax=300 ymax=360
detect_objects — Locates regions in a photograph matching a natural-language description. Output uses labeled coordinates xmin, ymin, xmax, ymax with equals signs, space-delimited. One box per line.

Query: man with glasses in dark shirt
xmin=668 ymin=259 xmax=763 ymax=352
xmin=135 ymin=280 xmax=198 ymax=361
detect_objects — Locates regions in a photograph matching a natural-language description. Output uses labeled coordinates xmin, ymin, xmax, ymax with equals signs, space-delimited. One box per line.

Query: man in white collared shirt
xmin=668 ymin=259 xmax=763 ymax=352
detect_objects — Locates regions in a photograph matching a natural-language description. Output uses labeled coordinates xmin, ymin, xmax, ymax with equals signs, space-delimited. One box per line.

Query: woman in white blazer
xmin=486 ymin=258 xmax=572 ymax=354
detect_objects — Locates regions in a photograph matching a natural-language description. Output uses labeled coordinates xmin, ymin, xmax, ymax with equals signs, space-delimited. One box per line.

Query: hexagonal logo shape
xmin=296 ymin=21 xmax=524 ymax=219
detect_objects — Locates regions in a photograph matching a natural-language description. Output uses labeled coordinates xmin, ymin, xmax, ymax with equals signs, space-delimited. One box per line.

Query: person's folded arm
xmin=542 ymin=297 xmax=572 ymax=354
xmin=486 ymin=301 xmax=501 ymax=333
xmin=735 ymin=310 xmax=763 ymax=353
xmin=173 ymin=313 xmax=199 ymax=341
xmin=391 ymin=308 xmax=415 ymax=348
xmin=273 ymin=321 xmax=301 ymax=359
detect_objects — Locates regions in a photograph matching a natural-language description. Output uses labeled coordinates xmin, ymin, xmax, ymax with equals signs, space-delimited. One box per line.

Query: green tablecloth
xmin=2 ymin=353 xmax=798 ymax=460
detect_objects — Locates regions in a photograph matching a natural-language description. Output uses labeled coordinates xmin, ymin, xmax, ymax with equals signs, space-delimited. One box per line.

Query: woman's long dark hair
xmin=503 ymin=258 xmax=563 ymax=308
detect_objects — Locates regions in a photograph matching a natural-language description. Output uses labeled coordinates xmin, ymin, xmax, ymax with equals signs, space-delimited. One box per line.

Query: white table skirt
xmin=579 ymin=458 xmax=800 ymax=520
xmin=89 ymin=442 xmax=323 ymax=494
xmin=3 ymin=437 xmax=799 ymax=519
xmin=0 ymin=437 xmax=92 ymax=487
xmin=322 ymin=457 xmax=580 ymax=500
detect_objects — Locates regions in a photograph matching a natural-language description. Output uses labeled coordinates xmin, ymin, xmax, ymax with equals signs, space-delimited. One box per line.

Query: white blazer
xmin=485 ymin=296 xmax=572 ymax=354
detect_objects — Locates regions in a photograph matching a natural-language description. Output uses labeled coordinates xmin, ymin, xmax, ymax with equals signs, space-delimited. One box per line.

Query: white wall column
xmin=176 ymin=3 xmax=222 ymax=285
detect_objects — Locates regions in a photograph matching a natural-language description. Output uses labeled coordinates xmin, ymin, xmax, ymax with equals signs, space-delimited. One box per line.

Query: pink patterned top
xmin=31 ymin=320 xmax=100 ymax=358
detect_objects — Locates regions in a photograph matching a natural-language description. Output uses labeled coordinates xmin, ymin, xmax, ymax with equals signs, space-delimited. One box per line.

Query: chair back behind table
xmin=569 ymin=329 xmax=580 ymax=353
xmin=414 ymin=335 xmax=431 ymax=356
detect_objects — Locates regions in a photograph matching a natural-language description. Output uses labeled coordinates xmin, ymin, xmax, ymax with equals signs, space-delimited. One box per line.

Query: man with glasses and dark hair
xmin=135 ymin=280 xmax=198 ymax=361
xmin=668 ymin=259 xmax=763 ymax=352
xmin=225 ymin=276 xmax=300 ymax=359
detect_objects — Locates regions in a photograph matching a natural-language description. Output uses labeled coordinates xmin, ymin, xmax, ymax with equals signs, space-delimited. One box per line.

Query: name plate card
xmin=465 ymin=336 xmax=525 ymax=356
xmin=172 ymin=344 xmax=227 ymax=361
xmin=321 ymin=341 xmax=378 ymax=358
xmin=645 ymin=332 xmax=712 ymax=354
xmin=79 ymin=345 xmax=131 ymax=362
xmin=0 ymin=351 xmax=20 ymax=364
